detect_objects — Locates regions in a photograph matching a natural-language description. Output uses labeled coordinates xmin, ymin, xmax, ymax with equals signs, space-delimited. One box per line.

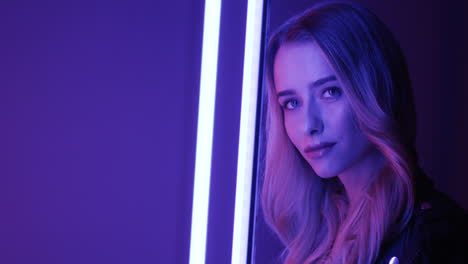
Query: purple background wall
xmin=0 ymin=1 xmax=204 ymax=263
xmin=253 ymin=0 xmax=468 ymax=263
xmin=1 ymin=0 xmax=465 ymax=263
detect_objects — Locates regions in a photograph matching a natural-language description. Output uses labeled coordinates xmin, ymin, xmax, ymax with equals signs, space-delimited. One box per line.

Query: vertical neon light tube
xmin=189 ymin=0 xmax=222 ymax=263
xmin=231 ymin=0 xmax=264 ymax=263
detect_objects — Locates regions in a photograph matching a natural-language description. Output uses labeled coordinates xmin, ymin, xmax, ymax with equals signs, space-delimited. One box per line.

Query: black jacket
xmin=375 ymin=170 xmax=468 ymax=264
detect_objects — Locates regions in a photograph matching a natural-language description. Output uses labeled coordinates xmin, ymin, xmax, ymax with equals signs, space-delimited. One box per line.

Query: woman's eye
xmin=283 ymin=99 xmax=299 ymax=110
xmin=322 ymin=87 xmax=342 ymax=99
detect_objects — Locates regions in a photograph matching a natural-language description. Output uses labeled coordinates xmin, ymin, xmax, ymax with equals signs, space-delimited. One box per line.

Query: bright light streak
xmin=189 ymin=0 xmax=222 ymax=263
xmin=231 ymin=0 xmax=264 ymax=263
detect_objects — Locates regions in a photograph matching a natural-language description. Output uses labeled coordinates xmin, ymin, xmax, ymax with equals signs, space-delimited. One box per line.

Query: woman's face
xmin=273 ymin=42 xmax=375 ymax=179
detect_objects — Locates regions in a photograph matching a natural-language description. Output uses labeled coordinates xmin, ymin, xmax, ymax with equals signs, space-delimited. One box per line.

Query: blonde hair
xmin=261 ymin=2 xmax=419 ymax=263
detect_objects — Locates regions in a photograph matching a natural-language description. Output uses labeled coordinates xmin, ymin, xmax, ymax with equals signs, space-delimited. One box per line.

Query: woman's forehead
xmin=273 ymin=42 xmax=337 ymax=91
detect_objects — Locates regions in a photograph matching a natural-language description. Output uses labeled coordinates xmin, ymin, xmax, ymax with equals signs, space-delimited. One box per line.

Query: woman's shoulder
xmin=376 ymin=178 xmax=468 ymax=264
xmin=412 ymin=186 xmax=468 ymax=263
xmin=417 ymin=185 xmax=467 ymax=225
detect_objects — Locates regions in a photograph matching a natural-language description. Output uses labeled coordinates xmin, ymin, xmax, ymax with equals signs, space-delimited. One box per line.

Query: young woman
xmin=261 ymin=2 xmax=468 ymax=263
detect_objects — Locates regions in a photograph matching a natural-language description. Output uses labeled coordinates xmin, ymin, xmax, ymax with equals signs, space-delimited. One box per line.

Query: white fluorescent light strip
xmin=231 ymin=0 xmax=264 ymax=263
xmin=189 ymin=0 xmax=222 ymax=263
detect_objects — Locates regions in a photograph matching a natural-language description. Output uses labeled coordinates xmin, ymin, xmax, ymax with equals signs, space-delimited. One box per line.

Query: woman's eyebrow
xmin=311 ymin=75 xmax=337 ymax=87
xmin=277 ymin=75 xmax=337 ymax=98
xmin=277 ymin=90 xmax=295 ymax=98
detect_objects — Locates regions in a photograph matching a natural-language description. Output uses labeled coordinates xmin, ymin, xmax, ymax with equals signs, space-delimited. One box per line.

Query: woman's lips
xmin=304 ymin=142 xmax=336 ymax=159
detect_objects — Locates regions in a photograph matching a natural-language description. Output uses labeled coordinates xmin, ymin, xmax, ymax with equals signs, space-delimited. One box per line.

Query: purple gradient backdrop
xmin=253 ymin=0 xmax=468 ymax=262
xmin=1 ymin=0 xmax=466 ymax=263
xmin=0 ymin=1 xmax=203 ymax=263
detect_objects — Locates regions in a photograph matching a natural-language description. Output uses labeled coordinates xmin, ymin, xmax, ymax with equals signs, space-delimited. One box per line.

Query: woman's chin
xmin=307 ymin=161 xmax=337 ymax=179
xmin=311 ymin=166 xmax=337 ymax=179
xmin=314 ymin=172 xmax=336 ymax=179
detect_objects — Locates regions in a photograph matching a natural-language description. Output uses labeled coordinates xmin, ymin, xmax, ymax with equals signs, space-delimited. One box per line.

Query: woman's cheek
xmin=284 ymin=115 xmax=301 ymax=146
xmin=283 ymin=116 xmax=293 ymax=138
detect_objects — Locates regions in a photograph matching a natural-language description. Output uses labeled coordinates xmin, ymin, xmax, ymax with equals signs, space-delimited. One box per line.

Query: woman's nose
xmin=307 ymin=116 xmax=323 ymax=135
xmin=306 ymin=103 xmax=323 ymax=136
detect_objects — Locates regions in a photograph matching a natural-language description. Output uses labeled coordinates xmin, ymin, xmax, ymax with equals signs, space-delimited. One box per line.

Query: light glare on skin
xmin=273 ymin=41 xmax=385 ymax=202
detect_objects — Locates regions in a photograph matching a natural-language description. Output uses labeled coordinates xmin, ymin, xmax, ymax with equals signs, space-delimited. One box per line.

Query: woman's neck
xmin=338 ymin=147 xmax=386 ymax=207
